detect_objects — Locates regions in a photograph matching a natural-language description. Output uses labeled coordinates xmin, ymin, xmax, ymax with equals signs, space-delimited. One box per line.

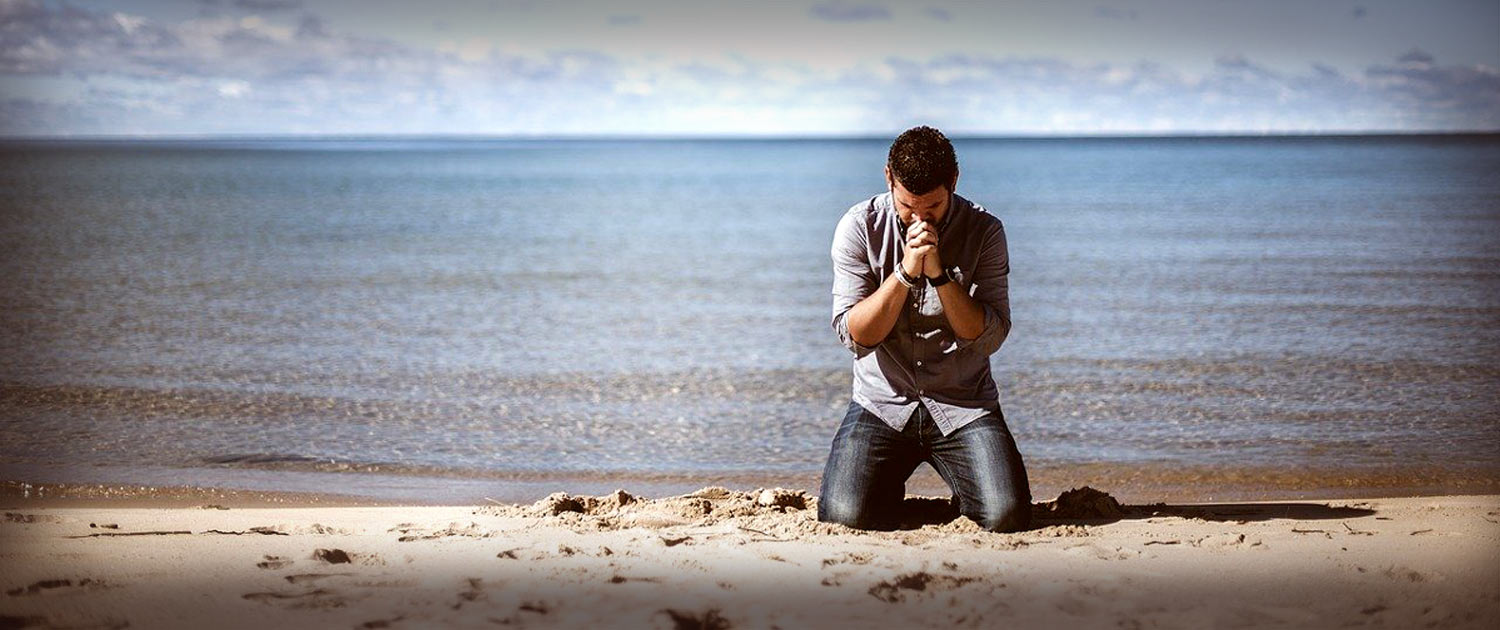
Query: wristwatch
xmin=927 ymin=267 xmax=955 ymax=287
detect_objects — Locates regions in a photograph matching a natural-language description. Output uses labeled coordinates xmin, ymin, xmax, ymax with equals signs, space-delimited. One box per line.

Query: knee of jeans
xmin=970 ymin=496 xmax=1030 ymax=533
xmin=817 ymin=495 xmax=861 ymax=528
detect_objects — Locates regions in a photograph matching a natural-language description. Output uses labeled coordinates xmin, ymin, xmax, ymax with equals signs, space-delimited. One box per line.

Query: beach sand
xmin=2 ymin=487 xmax=1497 ymax=629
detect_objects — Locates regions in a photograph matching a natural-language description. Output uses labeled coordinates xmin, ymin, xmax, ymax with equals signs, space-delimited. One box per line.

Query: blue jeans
xmin=818 ymin=400 xmax=1031 ymax=532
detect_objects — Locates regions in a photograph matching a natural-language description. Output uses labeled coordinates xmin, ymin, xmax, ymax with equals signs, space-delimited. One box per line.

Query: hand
xmin=904 ymin=219 xmax=941 ymax=279
xmin=902 ymin=220 xmax=936 ymax=279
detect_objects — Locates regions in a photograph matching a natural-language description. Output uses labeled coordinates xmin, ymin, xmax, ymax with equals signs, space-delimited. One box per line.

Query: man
xmin=818 ymin=126 xmax=1031 ymax=533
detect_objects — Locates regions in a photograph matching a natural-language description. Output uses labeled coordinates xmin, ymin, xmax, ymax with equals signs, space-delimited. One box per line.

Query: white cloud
xmin=216 ymin=79 xmax=249 ymax=97
xmin=0 ymin=1 xmax=1497 ymax=135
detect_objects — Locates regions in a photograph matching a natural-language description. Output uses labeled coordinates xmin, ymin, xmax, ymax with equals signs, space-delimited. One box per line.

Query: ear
xmin=884 ymin=165 xmax=892 ymax=187
xmin=949 ymin=169 xmax=960 ymax=192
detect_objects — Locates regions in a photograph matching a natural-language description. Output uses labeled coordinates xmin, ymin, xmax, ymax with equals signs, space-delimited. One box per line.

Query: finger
xmin=910 ymin=244 xmax=936 ymax=257
xmin=908 ymin=232 xmax=937 ymax=248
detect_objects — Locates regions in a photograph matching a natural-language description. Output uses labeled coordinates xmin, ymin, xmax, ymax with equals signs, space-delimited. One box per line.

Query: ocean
xmin=2 ymin=135 xmax=1497 ymax=503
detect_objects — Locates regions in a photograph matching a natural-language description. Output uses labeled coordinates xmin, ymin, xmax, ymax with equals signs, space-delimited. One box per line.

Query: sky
xmin=1 ymin=0 xmax=1498 ymax=136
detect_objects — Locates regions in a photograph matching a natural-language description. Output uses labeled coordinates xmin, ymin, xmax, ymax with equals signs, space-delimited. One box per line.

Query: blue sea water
xmin=1 ymin=135 xmax=1497 ymax=502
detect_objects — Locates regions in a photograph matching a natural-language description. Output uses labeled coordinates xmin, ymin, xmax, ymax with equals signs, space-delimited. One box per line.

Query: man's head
xmin=885 ymin=125 xmax=959 ymax=226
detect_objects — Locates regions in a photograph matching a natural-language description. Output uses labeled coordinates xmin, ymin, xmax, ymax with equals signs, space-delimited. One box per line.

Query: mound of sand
xmin=476 ymin=485 xmax=1127 ymax=540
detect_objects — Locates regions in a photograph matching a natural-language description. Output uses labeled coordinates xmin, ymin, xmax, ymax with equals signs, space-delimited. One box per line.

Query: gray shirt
xmin=830 ymin=191 xmax=1011 ymax=436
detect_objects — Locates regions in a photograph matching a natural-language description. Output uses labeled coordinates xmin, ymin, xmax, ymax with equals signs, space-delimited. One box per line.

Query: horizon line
xmin=3 ymin=130 xmax=1498 ymax=143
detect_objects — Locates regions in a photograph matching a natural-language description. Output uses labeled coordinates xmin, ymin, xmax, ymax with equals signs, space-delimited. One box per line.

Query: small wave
xmin=199 ymin=453 xmax=403 ymax=474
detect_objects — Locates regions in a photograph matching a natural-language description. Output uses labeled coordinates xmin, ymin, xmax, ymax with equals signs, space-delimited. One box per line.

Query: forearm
xmin=845 ymin=273 xmax=911 ymax=347
xmin=934 ymin=281 xmax=986 ymax=340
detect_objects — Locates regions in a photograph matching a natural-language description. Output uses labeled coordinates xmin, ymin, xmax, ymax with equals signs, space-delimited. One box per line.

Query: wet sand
xmin=2 ymin=488 xmax=1497 ymax=629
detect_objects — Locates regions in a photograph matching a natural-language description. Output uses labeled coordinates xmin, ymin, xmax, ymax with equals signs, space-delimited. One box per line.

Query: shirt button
xmin=916 ymin=361 xmax=923 ymax=366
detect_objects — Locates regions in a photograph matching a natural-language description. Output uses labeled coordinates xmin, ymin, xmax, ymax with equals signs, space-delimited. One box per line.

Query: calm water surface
xmin=1 ymin=136 xmax=1497 ymax=502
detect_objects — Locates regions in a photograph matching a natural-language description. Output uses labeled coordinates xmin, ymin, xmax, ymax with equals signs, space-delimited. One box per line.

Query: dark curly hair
xmin=887 ymin=126 xmax=958 ymax=195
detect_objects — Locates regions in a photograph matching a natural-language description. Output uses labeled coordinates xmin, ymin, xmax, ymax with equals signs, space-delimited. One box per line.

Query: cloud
xmin=295 ymin=13 xmax=327 ymax=39
xmin=232 ymin=0 xmax=303 ymax=11
xmin=1 ymin=1 xmax=1496 ymax=135
xmin=817 ymin=51 xmax=1500 ymax=133
xmin=1397 ymin=48 xmax=1434 ymax=66
xmin=1094 ymin=6 xmax=1138 ymax=21
xmin=606 ymin=14 xmax=641 ymax=26
xmin=924 ymin=7 xmax=952 ymax=22
xmin=0 ymin=1 xmax=181 ymax=75
xmin=1351 ymin=6 xmax=1367 ymax=20
xmin=809 ymin=2 xmax=891 ymax=23
xmin=1365 ymin=53 xmax=1500 ymax=122
xmin=216 ymin=79 xmax=249 ymax=97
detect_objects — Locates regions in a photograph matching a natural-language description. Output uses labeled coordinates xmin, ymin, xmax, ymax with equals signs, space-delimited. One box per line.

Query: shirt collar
xmin=938 ymin=191 xmax=956 ymax=232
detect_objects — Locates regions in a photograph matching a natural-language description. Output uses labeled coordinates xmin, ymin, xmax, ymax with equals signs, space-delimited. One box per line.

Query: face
xmin=886 ymin=166 xmax=956 ymax=226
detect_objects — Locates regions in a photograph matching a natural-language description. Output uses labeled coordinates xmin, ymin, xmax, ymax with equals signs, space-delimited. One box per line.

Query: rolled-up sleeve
xmin=830 ymin=209 xmax=878 ymax=357
xmin=952 ymin=222 xmax=1011 ymax=357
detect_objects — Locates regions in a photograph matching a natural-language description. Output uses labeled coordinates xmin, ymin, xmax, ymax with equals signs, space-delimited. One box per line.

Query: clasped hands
xmin=900 ymin=218 xmax=942 ymax=280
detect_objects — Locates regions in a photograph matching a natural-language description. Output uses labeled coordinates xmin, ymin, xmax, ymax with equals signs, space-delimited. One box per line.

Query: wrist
xmin=926 ymin=267 xmax=952 ymax=287
xmin=895 ymin=264 xmax=919 ymax=288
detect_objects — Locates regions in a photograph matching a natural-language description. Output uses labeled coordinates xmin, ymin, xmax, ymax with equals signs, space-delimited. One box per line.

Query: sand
xmin=2 ymin=487 xmax=1497 ymax=629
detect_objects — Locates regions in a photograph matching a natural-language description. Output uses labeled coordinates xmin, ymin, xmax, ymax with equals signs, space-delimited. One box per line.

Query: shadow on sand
xmin=892 ymin=487 xmax=1378 ymax=530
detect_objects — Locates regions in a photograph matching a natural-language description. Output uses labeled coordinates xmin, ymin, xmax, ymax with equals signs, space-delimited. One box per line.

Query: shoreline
xmin=2 ymin=487 xmax=1496 ymax=629
xmin=5 ymin=461 xmax=1499 ymax=509
xmin=7 ymin=475 xmax=1500 ymax=511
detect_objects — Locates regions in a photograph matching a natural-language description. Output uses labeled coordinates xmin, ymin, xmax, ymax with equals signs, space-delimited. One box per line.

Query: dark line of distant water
xmin=2 ymin=131 xmax=1497 ymax=146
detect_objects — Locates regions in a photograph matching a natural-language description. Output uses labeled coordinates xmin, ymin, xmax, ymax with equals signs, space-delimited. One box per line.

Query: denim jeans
xmin=818 ymin=400 xmax=1031 ymax=532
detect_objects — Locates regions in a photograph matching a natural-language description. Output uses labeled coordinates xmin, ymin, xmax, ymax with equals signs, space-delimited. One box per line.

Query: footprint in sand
xmin=1190 ymin=533 xmax=1261 ymax=549
xmin=867 ymin=572 xmax=978 ymax=603
xmin=393 ymin=521 xmax=493 ymax=542
xmin=488 ymin=601 xmax=552 ymax=626
xmin=821 ymin=571 xmax=854 ymax=587
xmin=241 ymin=588 xmax=349 ymax=609
xmin=257 ymin=555 xmax=292 ymax=570
xmin=452 ymin=577 xmax=487 ymax=610
xmin=5 ymin=578 xmax=108 ymax=596
xmin=1381 ymin=565 xmax=1438 ymax=583
xmin=1063 ymin=543 xmax=1139 ymax=561
xmin=283 ymin=573 xmax=352 ymax=584
xmin=821 ymin=551 xmax=874 ymax=568
xmin=303 ymin=548 xmax=385 ymax=566
xmin=3 ymin=512 xmax=63 ymax=524
xmin=608 ymin=575 xmax=663 ymax=584
xmin=654 ymin=608 xmax=730 ymax=630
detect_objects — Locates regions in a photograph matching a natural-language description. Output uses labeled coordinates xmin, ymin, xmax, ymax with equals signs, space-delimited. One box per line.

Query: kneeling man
xmin=819 ymin=126 xmax=1031 ymax=533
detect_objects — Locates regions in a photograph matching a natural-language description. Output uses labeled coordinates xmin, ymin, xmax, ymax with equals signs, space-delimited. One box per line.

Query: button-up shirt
xmin=830 ymin=191 xmax=1011 ymax=435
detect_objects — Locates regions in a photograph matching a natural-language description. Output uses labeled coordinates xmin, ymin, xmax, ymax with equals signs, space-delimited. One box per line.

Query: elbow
xmin=833 ymin=312 xmax=878 ymax=358
xmin=848 ymin=326 xmax=881 ymax=350
xmin=962 ymin=309 xmax=1009 ymax=358
xmin=992 ymin=311 xmax=1011 ymax=345
xmin=988 ymin=316 xmax=1011 ymax=354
